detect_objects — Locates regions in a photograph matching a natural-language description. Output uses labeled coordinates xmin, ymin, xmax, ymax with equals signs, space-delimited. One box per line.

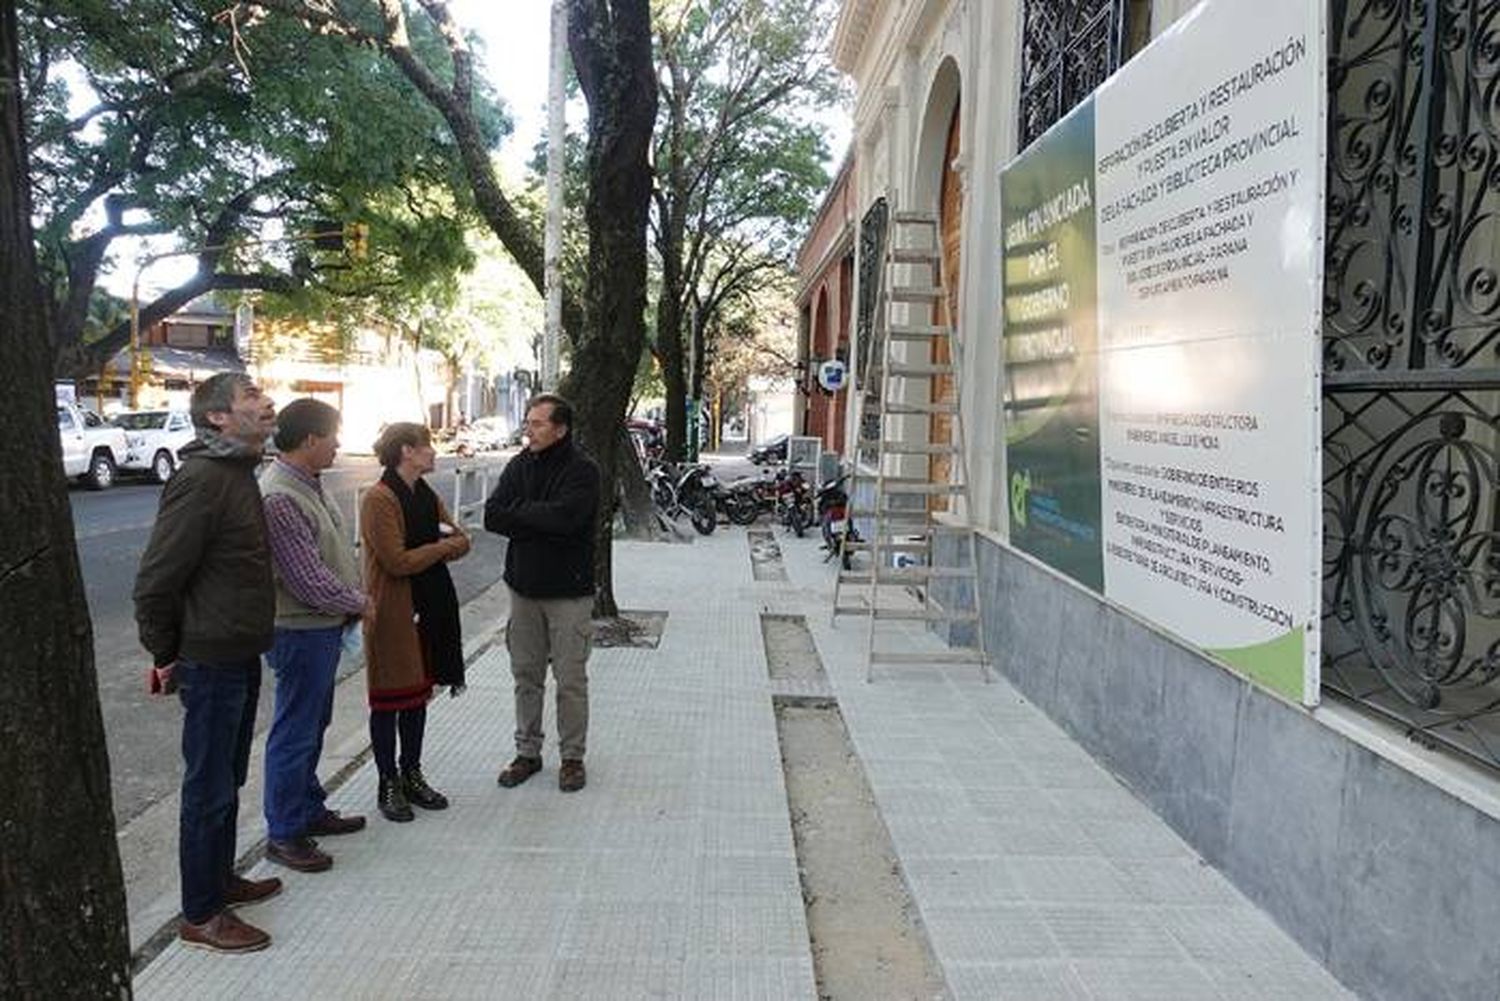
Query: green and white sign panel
xmin=1001 ymin=0 xmax=1325 ymax=704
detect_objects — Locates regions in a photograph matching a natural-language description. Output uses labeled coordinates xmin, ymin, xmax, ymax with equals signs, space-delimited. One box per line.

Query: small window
xmin=168 ymin=414 xmax=189 ymax=432
xmin=57 ymin=407 xmax=76 ymax=432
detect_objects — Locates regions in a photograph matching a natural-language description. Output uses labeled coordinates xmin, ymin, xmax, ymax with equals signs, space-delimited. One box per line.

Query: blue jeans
xmin=177 ymin=657 xmax=261 ymax=924
xmin=264 ymin=626 xmax=342 ymax=840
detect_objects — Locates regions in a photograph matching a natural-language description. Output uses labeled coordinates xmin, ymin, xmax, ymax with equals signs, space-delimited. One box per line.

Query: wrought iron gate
xmin=1322 ymin=0 xmax=1500 ymax=768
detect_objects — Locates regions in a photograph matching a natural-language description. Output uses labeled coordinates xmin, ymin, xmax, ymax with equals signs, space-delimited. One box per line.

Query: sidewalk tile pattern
xmin=136 ymin=525 xmax=1355 ymax=1000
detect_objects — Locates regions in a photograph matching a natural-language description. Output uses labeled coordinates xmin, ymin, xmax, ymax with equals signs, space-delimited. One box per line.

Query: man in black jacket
xmin=134 ymin=372 xmax=280 ymax=953
xmin=484 ymin=394 xmax=601 ymax=792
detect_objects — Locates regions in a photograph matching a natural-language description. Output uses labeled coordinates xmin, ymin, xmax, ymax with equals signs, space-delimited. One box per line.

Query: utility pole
xmin=687 ymin=296 xmax=699 ymax=461
xmin=542 ymin=0 xmax=568 ymax=391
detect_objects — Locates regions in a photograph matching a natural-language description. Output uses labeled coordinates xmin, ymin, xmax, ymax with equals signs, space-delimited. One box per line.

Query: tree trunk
xmin=656 ymin=287 xmax=688 ymax=461
xmin=444 ymin=354 xmax=461 ymax=427
xmin=689 ymin=306 xmax=707 ymax=400
xmin=0 ymin=3 xmax=133 ymax=995
xmin=560 ymin=0 xmax=656 ymax=620
xmin=613 ymin=425 xmax=656 ymax=536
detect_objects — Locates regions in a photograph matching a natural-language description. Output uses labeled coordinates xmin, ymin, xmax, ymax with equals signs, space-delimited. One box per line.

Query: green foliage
xmin=704 ymin=264 xmax=797 ymax=414
xmin=650 ymin=0 xmax=843 ymax=418
xmin=18 ymin=0 xmax=511 ymax=354
xmin=653 ymin=0 xmax=841 ymax=255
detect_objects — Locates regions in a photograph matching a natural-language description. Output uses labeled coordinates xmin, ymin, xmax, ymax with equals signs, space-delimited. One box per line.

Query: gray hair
xmin=190 ymin=372 xmax=254 ymax=429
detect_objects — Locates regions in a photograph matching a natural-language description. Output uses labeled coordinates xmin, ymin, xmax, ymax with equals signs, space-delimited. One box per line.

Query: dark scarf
xmin=380 ymin=467 xmax=465 ymax=690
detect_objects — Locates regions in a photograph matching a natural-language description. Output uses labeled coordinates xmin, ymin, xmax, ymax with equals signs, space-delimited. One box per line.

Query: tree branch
xmin=244 ymin=0 xmax=585 ymax=345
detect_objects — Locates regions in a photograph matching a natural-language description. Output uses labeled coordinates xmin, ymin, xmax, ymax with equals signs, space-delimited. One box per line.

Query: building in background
xmin=246 ymin=315 xmax=451 ymax=454
xmin=91 ymin=294 xmax=244 ymax=410
xmin=87 ymin=294 xmax=530 ymax=452
xmin=746 ymin=373 xmax=796 ymax=447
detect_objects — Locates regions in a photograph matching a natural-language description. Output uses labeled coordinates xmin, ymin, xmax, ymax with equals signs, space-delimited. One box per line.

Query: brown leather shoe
xmin=496 ymin=755 xmax=542 ymax=788
xmin=266 ymin=836 xmax=333 ymax=873
xmin=224 ymin=874 xmax=282 ymax=909
xmin=559 ymin=759 xmax=586 ymax=793
xmin=179 ymin=910 xmax=271 ymax=953
xmin=304 ymin=809 xmax=367 ymax=837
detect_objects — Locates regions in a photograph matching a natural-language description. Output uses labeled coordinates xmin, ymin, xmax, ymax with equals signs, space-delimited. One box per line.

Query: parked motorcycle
xmin=775 ymin=469 xmax=813 ymax=537
xmin=816 ymin=473 xmax=857 ymax=569
xmin=717 ymin=471 xmax=776 ymax=525
xmin=676 ymin=464 xmax=720 ymax=535
xmin=648 ymin=461 xmax=711 ymax=532
xmin=646 ymin=460 xmax=679 ymax=514
xmin=713 ymin=478 xmax=762 ymax=526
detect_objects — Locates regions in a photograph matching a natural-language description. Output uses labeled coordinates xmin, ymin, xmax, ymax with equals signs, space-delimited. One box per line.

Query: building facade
xmin=92 ymin=294 xmax=244 ymax=410
xmin=830 ymin=2 xmax=1500 ymax=999
xmin=90 ymin=294 xmax=519 ymax=453
xmin=794 ymin=155 xmax=857 ymax=453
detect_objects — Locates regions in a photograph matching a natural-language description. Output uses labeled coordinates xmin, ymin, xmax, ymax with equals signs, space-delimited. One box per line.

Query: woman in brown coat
xmin=361 ymin=423 xmax=470 ymax=822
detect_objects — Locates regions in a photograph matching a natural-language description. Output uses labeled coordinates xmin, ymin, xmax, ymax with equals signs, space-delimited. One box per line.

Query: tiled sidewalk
xmin=774 ymin=537 xmax=1354 ymax=1001
xmin=135 ymin=526 xmax=1354 ymax=1000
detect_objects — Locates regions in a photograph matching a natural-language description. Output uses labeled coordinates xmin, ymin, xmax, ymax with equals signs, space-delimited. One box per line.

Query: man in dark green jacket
xmin=134 ymin=372 xmax=279 ymax=953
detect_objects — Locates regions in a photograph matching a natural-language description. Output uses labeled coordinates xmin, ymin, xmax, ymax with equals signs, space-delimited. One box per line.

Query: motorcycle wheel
xmin=651 ymin=479 xmax=675 ymax=512
xmin=690 ymin=496 xmax=718 ymax=535
xmin=789 ymin=503 xmax=809 ymax=538
xmin=726 ymin=492 xmax=760 ymax=525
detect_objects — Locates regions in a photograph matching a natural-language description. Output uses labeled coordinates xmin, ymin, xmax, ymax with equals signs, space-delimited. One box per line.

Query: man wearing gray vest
xmin=260 ymin=398 xmax=372 ymax=872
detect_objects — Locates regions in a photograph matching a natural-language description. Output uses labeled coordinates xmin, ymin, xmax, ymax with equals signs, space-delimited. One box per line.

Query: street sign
xmin=817 ymin=359 xmax=847 ymax=392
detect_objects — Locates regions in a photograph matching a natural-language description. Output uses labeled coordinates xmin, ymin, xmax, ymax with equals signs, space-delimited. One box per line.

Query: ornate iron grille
xmin=1018 ymin=0 xmax=1133 ymax=149
xmin=854 ymin=196 xmax=888 ymax=463
xmin=1322 ymin=0 xmax=1500 ymax=769
xmin=855 ymin=195 xmax=888 ymax=397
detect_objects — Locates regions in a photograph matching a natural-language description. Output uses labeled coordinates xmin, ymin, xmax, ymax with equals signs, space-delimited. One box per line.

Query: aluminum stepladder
xmin=832 ymin=206 xmax=991 ymax=683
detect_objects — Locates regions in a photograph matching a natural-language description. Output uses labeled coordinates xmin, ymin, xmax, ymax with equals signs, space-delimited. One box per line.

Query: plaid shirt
xmin=263 ymin=460 xmax=366 ymax=617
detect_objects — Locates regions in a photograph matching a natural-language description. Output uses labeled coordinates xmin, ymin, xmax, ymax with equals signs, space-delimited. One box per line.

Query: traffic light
xmin=344 ymin=222 xmax=369 ymax=261
xmin=306 ymin=219 xmax=368 ymax=260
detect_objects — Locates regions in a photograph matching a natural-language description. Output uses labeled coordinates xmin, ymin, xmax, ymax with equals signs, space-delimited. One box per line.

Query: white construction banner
xmin=1002 ymin=0 xmax=1326 ymax=703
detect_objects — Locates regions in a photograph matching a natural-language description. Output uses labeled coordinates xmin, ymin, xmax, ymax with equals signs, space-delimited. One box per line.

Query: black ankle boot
xmin=402 ymin=766 xmax=449 ymax=811
xmin=378 ymin=775 xmax=414 ymax=822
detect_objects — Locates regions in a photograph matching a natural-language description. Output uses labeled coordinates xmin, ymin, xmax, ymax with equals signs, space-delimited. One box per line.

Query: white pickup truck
xmin=56 ymin=400 xmax=130 ymax=489
xmin=112 ymin=408 xmax=196 ymax=483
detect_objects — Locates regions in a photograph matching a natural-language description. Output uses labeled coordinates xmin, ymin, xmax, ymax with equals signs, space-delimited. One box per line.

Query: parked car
xmin=57 ymin=400 xmax=129 ymax=489
xmin=452 ymin=416 xmax=516 ymax=455
xmin=749 ymin=433 xmax=789 ymax=465
xmin=112 ymin=408 xmax=195 ymax=483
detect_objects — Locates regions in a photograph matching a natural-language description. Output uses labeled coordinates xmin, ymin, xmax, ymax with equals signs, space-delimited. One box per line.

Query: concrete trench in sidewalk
xmin=762 ymin=612 xmax=950 ymax=1001
xmin=748 ymin=528 xmax=789 ymax=582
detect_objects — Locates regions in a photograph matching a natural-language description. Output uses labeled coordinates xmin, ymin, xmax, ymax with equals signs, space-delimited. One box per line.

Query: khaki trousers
xmin=505 ymin=588 xmax=593 ymax=760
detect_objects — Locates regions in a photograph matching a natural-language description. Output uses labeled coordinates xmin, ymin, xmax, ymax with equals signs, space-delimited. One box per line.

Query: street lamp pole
xmin=542 ymin=0 xmax=568 ymax=392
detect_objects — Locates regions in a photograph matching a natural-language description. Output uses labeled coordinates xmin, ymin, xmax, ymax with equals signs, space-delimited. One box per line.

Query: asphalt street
xmin=73 ymin=452 xmax=512 ymax=827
